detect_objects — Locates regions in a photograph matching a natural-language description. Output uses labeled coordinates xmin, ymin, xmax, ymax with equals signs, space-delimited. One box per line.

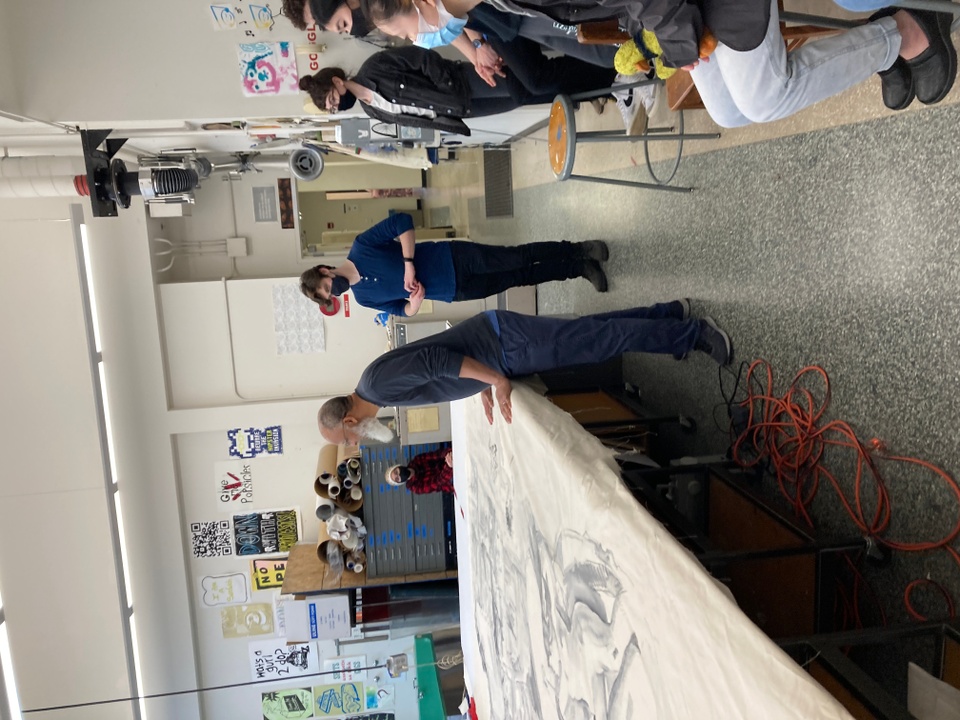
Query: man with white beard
xmin=317 ymin=302 xmax=732 ymax=445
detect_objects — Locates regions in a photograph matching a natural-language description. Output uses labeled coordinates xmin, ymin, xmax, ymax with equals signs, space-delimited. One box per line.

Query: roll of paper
xmin=350 ymin=486 xmax=363 ymax=501
xmin=337 ymin=462 xmax=348 ymax=480
xmin=316 ymin=444 xmax=339 ymax=485
xmin=315 ymin=495 xmax=336 ymax=521
xmin=346 ymin=457 xmax=361 ymax=483
xmin=342 ymin=477 xmax=354 ymax=490
xmin=327 ymin=478 xmax=342 ymax=497
xmin=341 ymin=529 xmax=359 ymax=550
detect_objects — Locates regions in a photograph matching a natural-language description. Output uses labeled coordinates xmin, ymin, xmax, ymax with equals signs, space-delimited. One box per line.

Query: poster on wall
xmin=273 ymin=283 xmax=327 ymax=355
xmin=238 ymin=42 xmax=299 ymax=97
xmin=252 ymin=558 xmax=288 ymax=590
xmin=214 ymin=460 xmax=256 ymax=511
xmin=312 ymin=682 xmax=364 ymax=718
xmin=278 ymin=178 xmax=295 ymax=229
xmin=199 ymin=573 xmax=251 ymax=607
xmin=221 ymin=602 xmax=276 ymax=638
xmin=250 ymin=639 xmax=319 ymax=680
xmin=262 ymin=687 xmax=315 ymax=720
xmin=191 ymin=520 xmax=234 ymax=559
xmin=234 ymin=508 xmax=301 ymax=556
xmin=364 ymin=685 xmax=395 ymax=710
xmin=210 ymin=4 xmax=276 ymax=36
xmin=253 ymin=186 xmax=278 ymax=222
xmin=324 ymin=656 xmax=367 ymax=682
xmin=228 ymin=426 xmax=283 ymax=459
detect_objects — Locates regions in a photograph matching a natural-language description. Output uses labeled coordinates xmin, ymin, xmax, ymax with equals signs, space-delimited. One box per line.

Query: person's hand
xmin=403 ymin=263 xmax=418 ymax=292
xmin=681 ymin=55 xmax=709 ymax=72
xmin=474 ymin=61 xmax=499 ymax=88
xmin=476 ymin=43 xmax=504 ymax=77
xmin=407 ymin=282 xmax=426 ymax=314
xmin=444 ymin=450 xmax=453 ymax=467
xmin=493 ymin=377 xmax=512 ymax=423
xmin=481 ymin=387 xmax=495 ymax=425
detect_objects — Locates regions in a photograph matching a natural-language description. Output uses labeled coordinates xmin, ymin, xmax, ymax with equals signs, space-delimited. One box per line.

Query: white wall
xmin=0 ymin=201 xmax=139 ymax=720
xmin=160 ymin=277 xmax=388 ymax=408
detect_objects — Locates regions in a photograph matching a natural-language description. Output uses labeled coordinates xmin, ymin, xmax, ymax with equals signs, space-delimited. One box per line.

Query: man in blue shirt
xmin=300 ymin=213 xmax=609 ymax=317
xmin=317 ymin=301 xmax=732 ymax=444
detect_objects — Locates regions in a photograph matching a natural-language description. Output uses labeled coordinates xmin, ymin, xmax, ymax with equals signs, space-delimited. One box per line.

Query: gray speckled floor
xmin=466 ymin=101 xmax=960 ymax=697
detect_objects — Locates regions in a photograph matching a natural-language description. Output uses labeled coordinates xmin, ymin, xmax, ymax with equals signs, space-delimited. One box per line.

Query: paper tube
xmin=316 ymin=520 xmax=337 ymax=563
xmin=342 ymin=477 xmax=354 ymax=490
xmin=337 ymin=444 xmax=361 ymax=464
xmin=315 ymin=495 xmax=336 ymax=521
xmin=315 ymin=444 xmax=340 ymax=495
xmin=337 ymin=462 xmax=348 ymax=480
xmin=341 ymin=529 xmax=359 ymax=550
xmin=327 ymin=477 xmax=342 ymax=497
xmin=346 ymin=458 xmax=361 ymax=483
xmin=350 ymin=486 xmax=363 ymax=501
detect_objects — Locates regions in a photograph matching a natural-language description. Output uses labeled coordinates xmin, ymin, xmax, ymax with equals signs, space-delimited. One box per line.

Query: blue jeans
xmin=451 ymin=241 xmax=585 ymax=300
xmin=690 ymin=0 xmax=901 ymax=127
xmin=493 ymin=302 xmax=700 ymax=376
xmin=831 ymin=0 xmax=887 ymax=10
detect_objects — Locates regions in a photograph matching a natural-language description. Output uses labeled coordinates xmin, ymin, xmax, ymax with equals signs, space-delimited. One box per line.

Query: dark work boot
xmin=579 ymin=240 xmax=610 ymax=262
xmin=581 ymin=260 xmax=608 ymax=292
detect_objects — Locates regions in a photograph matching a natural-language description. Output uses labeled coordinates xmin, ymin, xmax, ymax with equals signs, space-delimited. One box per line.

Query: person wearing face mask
xmin=385 ymin=447 xmax=454 ymax=494
xmin=299 ymin=212 xmax=611 ymax=318
xmin=297 ymin=45 xmax=616 ymax=136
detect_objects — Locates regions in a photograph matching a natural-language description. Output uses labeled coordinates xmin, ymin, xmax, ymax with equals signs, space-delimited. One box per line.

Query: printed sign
xmin=221 ymin=603 xmax=276 ymax=638
xmin=238 ymin=42 xmax=299 ymax=96
xmin=365 ymin=685 xmax=395 ymax=710
xmin=215 ymin=460 xmax=256 ymax=511
xmin=228 ymin=426 xmax=283 ymax=459
xmin=250 ymin=640 xmax=318 ymax=680
xmin=262 ymin=688 xmax=314 ymax=720
xmin=286 ymin=596 xmax=352 ymax=641
xmin=253 ymin=186 xmax=278 ymax=222
xmin=252 ymin=558 xmax=288 ymax=591
xmin=312 ymin=683 xmax=363 ymax=718
xmin=199 ymin=573 xmax=250 ymax=607
xmin=234 ymin=509 xmax=301 ymax=556
xmin=191 ymin=520 xmax=234 ymax=558
xmin=324 ymin=656 xmax=367 ymax=682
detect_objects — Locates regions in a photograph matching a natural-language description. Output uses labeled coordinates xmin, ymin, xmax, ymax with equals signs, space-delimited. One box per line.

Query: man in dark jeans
xmin=300 ymin=212 xmax=609 ymax=317
xmin=317 ymin=301 xmax=733 ymax=444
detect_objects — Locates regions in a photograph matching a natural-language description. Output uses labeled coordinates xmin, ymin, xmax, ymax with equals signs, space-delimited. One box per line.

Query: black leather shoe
xmin=903 ymin=8 xmax=957 ymax=105
xmin=870 ymin=9 xmax=915 ymax=110
xmin=580 ymin=260 xmax=608 ymax=292
xmin=879 ymin=57 xmax=916 ymax=110
xmin=579 ymin=240 xmax=610 ymax=262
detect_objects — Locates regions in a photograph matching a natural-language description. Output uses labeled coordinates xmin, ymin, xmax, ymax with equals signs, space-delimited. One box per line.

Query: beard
xmin=355 ymin=416 xmax=395 ymax=443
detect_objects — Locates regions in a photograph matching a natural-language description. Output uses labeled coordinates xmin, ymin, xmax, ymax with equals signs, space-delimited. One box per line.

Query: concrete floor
xmin=424 ymin=20 xmax=960 ymax=703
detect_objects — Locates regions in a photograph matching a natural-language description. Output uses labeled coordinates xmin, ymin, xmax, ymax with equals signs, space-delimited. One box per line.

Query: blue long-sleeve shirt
xmin=347 ymin=213 xmax=457 ymax=316
xmin=356 ymin=312 xmax=505 ymax=406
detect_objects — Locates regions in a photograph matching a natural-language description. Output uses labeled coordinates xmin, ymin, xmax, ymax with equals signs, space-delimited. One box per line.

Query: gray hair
xmin=318 ymin=396 xmax=352 ymax=430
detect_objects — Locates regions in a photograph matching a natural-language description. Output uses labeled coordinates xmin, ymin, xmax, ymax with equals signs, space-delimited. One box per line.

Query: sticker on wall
xmin=238 ymin=42 xmax=299 ymax=97
xmin=191 ymin=520 xmax=234 ymax=559
xmin=221 ymin=602 xmax=276 ymax=638
xmin=215 ymin=460 xmax=256 ymax=511
xmin=250 ymin=639 xmax=319 ymax=680
xmin=210 ymin=4 xmax=240 ymax=29
xmin=228 ymin=426 xmax=283 ymax=459
xmin=262 ymin=687 xmax=315 ymax=720
xmin=249 ymin=4 xmax=276 ymax=32
xmin=324 ymin=656 xmax=366 ymax=682
xmin=199 ymin=573 xmax=250 ymax=607
xmin=365 ymin=685 xmax=395 ymax=710
xmin=312 ymin=683 xmax=364 ymax=717
xmin=234 ymin=508 xmax=301 ymax=556
xmin=252 ymin=557 xmax=288 ymax=591
xmin=273 ymin=283 xmax=327 ymax=354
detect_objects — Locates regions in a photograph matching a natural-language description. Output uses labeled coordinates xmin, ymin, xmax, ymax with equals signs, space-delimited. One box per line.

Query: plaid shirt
xmin=407 ymin=447 xmax=454 ymax=494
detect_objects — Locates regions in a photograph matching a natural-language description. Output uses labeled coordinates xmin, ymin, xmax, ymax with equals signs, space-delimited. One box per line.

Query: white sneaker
xmin=612 ymin=73 xmax=655 ymax=135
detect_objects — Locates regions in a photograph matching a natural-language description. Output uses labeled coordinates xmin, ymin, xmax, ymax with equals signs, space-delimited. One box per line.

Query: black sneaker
xmin=870 ymin=9 xmax=915 ymax=110
xmin=694 ymin=316 xmax=732 ymax=365
xmin=579 ymin=240 xmax=610 ymax=262
xmin=581 ymin=260 xmax=609 ymax=292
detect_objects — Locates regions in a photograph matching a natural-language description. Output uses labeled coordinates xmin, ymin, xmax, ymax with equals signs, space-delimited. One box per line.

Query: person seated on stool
xmin=300 ymin=213 xmax=610 ymax=317
xmin=359 ymin=0 xmax=957 ymax=119
xmin=385 ymin=446 xmax=454 ymax=494
xmin=298 ymin=44 xmax=616 ymax=137
xmin=316 ymin=301 xmax=733 ymax=444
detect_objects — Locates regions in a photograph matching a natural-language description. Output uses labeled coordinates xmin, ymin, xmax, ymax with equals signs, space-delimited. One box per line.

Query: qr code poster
xmin=191 ymin=520 xmax=234 ymax=559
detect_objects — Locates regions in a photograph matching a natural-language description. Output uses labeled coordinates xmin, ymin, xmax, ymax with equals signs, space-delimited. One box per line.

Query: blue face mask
xmin=413 ymin=1 xmax=467 ymax=49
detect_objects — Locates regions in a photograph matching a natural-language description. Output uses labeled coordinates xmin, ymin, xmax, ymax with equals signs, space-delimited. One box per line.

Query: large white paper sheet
xmin=452 ymin=385 xmax=853 ymax=720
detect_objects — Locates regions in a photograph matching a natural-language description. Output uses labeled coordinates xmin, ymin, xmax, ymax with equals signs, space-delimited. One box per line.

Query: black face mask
xmin=330 ymin=275 xmax=351 ymax=296
xmin=398 ymin=467 xmax=413 ymax=483
xmin=337 ymin=89 xmax=358 ymax=113
xmin=350 ymin=7 xmax=370 ymax=36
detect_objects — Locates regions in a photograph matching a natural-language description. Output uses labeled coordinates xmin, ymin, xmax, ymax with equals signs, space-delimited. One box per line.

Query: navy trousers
xmin=494 ymin=302 xmax=700 ymax=375
xmin=450 ymin=241 xmax=584 ymax=300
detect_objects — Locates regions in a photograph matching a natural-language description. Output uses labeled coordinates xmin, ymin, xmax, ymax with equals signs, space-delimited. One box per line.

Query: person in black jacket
xmin=298 ymin=44 xmax=615 ymax=135
xmin=363 ymin=0 xmax=957 ymax=124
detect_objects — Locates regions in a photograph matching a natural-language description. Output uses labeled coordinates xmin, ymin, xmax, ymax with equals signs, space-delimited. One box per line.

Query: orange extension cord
xmin=729 ymin=359 xmax=960 ymax=622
